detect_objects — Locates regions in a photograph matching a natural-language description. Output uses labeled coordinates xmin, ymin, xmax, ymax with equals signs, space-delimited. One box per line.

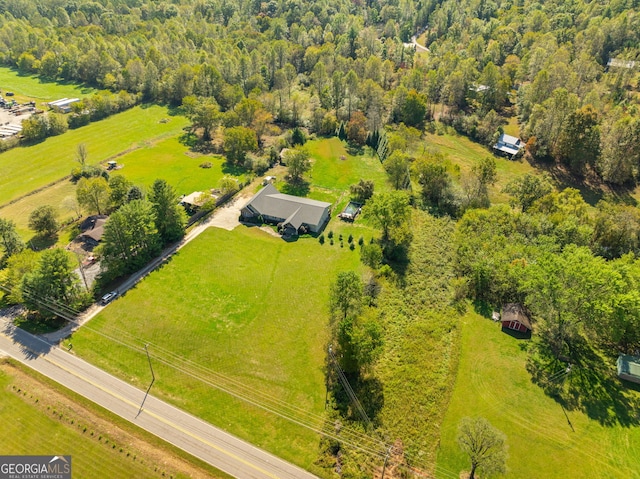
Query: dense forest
xmin=0 ymin=0 xmax=638 ymax=182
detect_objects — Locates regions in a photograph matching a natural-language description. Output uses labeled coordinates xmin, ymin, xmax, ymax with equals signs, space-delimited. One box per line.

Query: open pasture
xmin=71 ymin=226 xmax=363 ymax=474
xmin=0 ymin=105 xmax=189 ymax=206
xmin=436 ymin=312 xmax=640 ymax=479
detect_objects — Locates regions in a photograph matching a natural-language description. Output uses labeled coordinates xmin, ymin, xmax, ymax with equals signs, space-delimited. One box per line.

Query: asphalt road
xmin=0 ymin=319 xmax=319 ymax=479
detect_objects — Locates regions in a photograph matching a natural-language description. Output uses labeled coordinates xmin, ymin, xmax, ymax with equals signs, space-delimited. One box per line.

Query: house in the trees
xmin=606 ymin=58 xmax=637 ymax=70
xmin=493 ymin=133 xmax=524 ymax=159
xmin=501 ymin=303 xmax=532 ymax=334
xmin=241 ymin=184 xmax=331 ymax=236
xmin=617 ymin=355 xmax=640 ymax=384
xmin=78 ymin=215 xmax=108 ymax=247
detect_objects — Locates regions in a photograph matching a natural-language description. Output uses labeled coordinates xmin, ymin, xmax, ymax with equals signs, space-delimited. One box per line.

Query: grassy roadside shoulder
xmin=0 ymin=357 xmax=230 ymax=479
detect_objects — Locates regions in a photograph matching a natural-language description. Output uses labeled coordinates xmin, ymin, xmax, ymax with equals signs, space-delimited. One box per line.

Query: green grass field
xmin=0 ymin=360 xmax=226 ymax=478
xmin=0 ymin=180 xmax=77 ymax=239
xmin=424 ymin=131 xmax=539 ymax=203
xmin=0 ymin=105 xmax=189 ymax=206
xmin=113 ymin=136 xmax=234 ymax=196
xmin=306 ymin=137 xmax=388 ymax=198
xmin=436 ymin=312 xmax=640 ymax=479
xmin=71 ymin=226 xmax=364 ymax=476
xmin=0 ymin=67 xmax=96 ymax=101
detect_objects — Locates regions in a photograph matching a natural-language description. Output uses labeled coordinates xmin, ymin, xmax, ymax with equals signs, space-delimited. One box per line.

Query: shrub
xmin=319 ymin=234 xmax=325 ymax=244
xmin=199 ymin=162 xmax=212 ymax=168
xmin=328 ymin=230 xmax=334 ymax=239
xmin=348 ymin=234 xmax=353 ymax=243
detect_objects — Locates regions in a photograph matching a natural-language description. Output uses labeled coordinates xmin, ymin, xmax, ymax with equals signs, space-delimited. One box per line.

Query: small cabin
xmin=617 ymin=355 xmax=640 ymax=384
xmin=493 ymin=133 xmax=523 ymax=159
xmin=501 ymin=303 xmax=532 ymax=334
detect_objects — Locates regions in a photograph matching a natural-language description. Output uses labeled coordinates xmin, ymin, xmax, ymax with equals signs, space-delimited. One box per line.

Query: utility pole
xmin=381 ymin=446 xmax=392 ymax=479
xmin=137 ymin=344 xmax=156 ymax=416
xmin=74 ymin=251 xmax=89 ymax=290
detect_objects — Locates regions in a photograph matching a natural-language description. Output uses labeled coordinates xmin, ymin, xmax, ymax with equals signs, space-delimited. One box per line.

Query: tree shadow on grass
xmin=221 ymin=161 xmax=249 ymax=177
xmin=280 ymin=180 xmax=310 ymax=197
xmin=527 ymin=337 xmax=640 ymax=427
xmin=178 ymin=131 xmax=198 ymax=149
xmin=346 ymin=143 xmax=364 ymax=156
xmin=27 ymin=234 xmax=57 ymax=251
xmin=331 ymin=371 xmax=384 ymax=426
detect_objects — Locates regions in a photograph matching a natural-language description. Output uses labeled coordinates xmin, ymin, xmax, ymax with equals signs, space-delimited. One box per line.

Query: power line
xmin=5 ymin=283 xmax=465 ymax=477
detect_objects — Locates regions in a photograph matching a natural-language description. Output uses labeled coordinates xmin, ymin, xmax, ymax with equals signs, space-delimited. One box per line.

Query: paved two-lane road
xmin=0 ymin=319 xmax=318 ymax=479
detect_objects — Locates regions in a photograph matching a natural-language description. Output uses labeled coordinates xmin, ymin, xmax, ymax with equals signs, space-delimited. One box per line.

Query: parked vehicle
xmin=100 ymin=291 xmax=118 ymax=305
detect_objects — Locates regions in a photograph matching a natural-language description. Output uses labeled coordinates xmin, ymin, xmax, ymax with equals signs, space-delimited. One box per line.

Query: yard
xmin=70 ymin=226 xmax=364 ymax=476
xmin=436 ymin=312 xmax=640 ymax=478
xmin=423 ymin=130 xmax=539 ymax=204
xmin=0 ymin=180 xmax=77 ymax=240
xmin=0 ymin=360 xmax=226 ymax=478
xmin=0 ymin=105 xmax=189 ymax=206
xmin=112 ymin=136 xmax=239 ymax=196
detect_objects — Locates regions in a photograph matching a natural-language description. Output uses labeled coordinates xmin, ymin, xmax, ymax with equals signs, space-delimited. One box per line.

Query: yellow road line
xmin=44 ymin=354 xmax=280 ymax=479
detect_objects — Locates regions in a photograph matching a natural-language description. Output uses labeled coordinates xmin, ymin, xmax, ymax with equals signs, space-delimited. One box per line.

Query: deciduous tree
xmin=457 ymin=417 xmax=507 ymax=479
xmin=384 ymin=151 xmax=411 ymax=190
xmin=76 ymin=177 xmax=111 ymax=215
xmin=100 ymin=199 xmax=161 ymax=280
xmin=362 ymin=191 xmax=412 ymax=254
xmin=350 ymin=179 xmax=374 ymax=204
xmin=21 ymin=248 xmax=90 ymax=318
xmin=286 ymin=148 xmax=311 ymax=184
xmin=223 ymin=126 xmax=258 ymax=165
xmin=0 ymin=218 xmax=24 ymax=261
xmin=502 ymin=173 xmax=553 ymax=213
xmin=148 ymin=179 xmax=187 ymax=244
xmin=28 ymin=205 xmax=59 ymax=237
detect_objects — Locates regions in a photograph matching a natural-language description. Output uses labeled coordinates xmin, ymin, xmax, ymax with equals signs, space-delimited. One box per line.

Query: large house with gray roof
xmin=241 ymin=184 xmax=331 ymax=236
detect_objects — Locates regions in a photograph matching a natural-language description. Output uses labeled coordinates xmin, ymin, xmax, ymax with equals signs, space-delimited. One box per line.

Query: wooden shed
xmin=501 ymin=303 xmax=532 ymax=333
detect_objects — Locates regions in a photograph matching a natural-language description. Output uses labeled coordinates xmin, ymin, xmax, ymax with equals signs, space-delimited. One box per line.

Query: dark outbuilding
xmin=501 ymin=303 xmax=532 ymax=334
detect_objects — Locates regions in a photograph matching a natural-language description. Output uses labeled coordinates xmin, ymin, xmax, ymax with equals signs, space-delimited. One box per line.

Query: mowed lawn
xmin=0 ymin=67 xmax=96 ymax=101
xmin=0 ymin=105 xmax=189 ymax=206
xmin=436 ymin=312 xmax=640 ymax=479
xmin=114 ymin=136 xmax=233 ymax=195
xmin=0 ymin=180 xmax=77 ymax=239
xmin=0 ymin=363 xmax=202 ymax=478
xmin=306 ymin=137 xmax=389 ymax=202
xmin=71 ymin=226 xmax=363 ymax=475
xmin=424 ymin=131 xmax=539 ymax=203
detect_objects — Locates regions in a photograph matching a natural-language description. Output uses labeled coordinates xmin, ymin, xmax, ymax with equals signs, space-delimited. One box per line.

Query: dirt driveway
xmin=207 ymin=191 xmax=253 ymax=230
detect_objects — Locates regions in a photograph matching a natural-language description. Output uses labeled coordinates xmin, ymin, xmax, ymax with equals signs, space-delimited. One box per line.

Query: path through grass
xmin=436 ymin=312 xmax=640 ymax=478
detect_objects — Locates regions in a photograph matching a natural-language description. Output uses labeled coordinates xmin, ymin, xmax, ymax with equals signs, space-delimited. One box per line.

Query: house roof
xmin=243 ymin=184 xmax=331 ymax=228
xmin=618 ymin=355 xmax=640 ymax=378
xmin=607 ymin=58 xmax=637 ymax=69
xmin=79 ymin=215 xmax=108 ymax=242
xmin=501 ymin=303 xmax=532 ymax=330
xmin=493 ymin=133 xmax=523 ymax=156
xmin=495 ymin=144 xmax=520 ymax=156
xmin=181 ymin=191 xmax=205 ymax=207
xmin=501 ymin=133 xmax=520 ymax=145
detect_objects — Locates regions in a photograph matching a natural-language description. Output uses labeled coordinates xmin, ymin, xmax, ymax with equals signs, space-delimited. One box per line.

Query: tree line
xmin=0 ymin=0 xmax=636 ymax=187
